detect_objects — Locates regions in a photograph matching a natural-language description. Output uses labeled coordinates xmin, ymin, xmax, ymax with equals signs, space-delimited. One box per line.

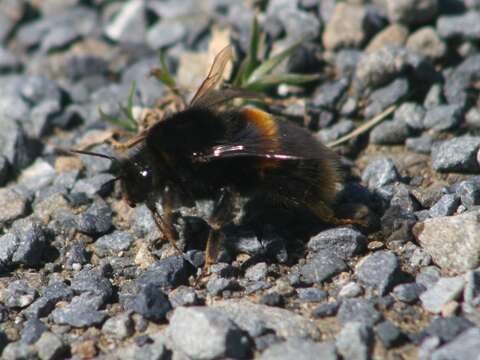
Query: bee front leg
xmin=204 ymin=188 xmax=235 ymax=272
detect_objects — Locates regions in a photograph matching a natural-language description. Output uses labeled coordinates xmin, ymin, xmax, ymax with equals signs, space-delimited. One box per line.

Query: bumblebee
xmin=74 ymin=46 xmax=353 ymax=269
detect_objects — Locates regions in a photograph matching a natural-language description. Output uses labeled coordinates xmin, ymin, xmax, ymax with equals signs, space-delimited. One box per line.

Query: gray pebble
xmin=206 ymin=277 xmax=238 ymax=296
xmin=357 ymin=251 xmax=401 ymax=295
xmin=423 ymin=104 xmax=463 ymax=132
xmin=51 ymin=293 xmax=107 ymax=327
xmin=364 ymin=77 xmax=409 ymax=119
xmin=74 ymin=199 xmax=113 ymax=236
xmin=2 ymin=341 xmax=36 ymax=360
xmin=0 ymin=187 xmax=29 ymax=227
xmin=20 ymin=319 xmax=47 ymax=344
xmin=429 ymin=194 xmax=460 ymax=217
xmin=361 ymin=157 xmax=400 ymax=189
xmin=419 ymin=276 xmax=465 ymax=313
xmin=71 ymin=268 xmax=113 ymax=305
xmin=392 ymin=283 xmax=426 ymax=304
xmin=71 ymin=173 xmax=116 ymax=198
xmin=386 ymin=0 xmax=438 ymax=26
xmin=297 ymin=288 xmax=328 ymax=303
xmin=437 ymin=12 xmax=480 ymax=40
xmin=10 ymin=218 xmax=48 ymax=267
xmin=102 ymin=313 xmax=134 ymax=340
xmin=168 ymin=307 xmax=251 ymax=360
xmin=0 ymin=47 xmax=21 ymax=73
xmin=23 ymin=297 xmax=55 ymax=319
xmin=456 ymin=180 xmax=480 ymax=209
xmin=245 ymin=262 xmax=268 ymax=282
xmin=260 ymin=338 xmax=337 ymax=360
xmin=422 ymin=316 xmax=475 ymax=343
xmin=338 ymin=282 xmax=363 ymax=298
xmin=395 ymin=102 xmax=426 ymax=131
xmin=431 ymin=327 xmax=480 ymax=360
xmin=307 ymin=227 xmax=366 ymax=259
xmin=136 ymin=256 xmax=192 ymax=291
xmin=432 ymin=137 xmax=480 ymax=173
xmin=146 ymin=20 xmax=186 ymax=49
xmin=375 ymin=320 xmax=404 ymax=349
xmin=128 ymin=284 xmax=171 ymax=322
xmin=34 ymin=332 xmax=66 ymax=360
xmin=370 ymin=118 xmax=411 ymax=145
xmin=95 ymin=230 xmax=134 ymax=257
xmin=464 ymin=269 xmax=480 ymax=305
xmin=312 ymin=302 xmax=340 ymax=318
xmin=416 ymin=266 xmax=441 ymax=289
xmin=300 ymin=251 xmax=348 ymax=284
xmin=406 ymin=26 xmax=446 ymax=60
xmin=336 ymin=322 xmax=373 ymax=360
xmin=338 ymin=298 xmax=382 ymax=327
xmin=40 ymin=25 xmax=80 ymax=53
xmin=104 ymin=0 xmax=147 ymax=44
xmin=168 ymin=286 xmax=200 ymax=308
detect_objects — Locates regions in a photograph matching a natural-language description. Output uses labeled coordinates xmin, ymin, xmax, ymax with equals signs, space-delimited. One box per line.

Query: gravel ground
xmin=1 ymin=0 xmax=480 ymax=359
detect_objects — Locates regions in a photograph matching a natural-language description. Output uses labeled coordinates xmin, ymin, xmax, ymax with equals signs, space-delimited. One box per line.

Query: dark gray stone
xmin=74 ymin=200 xmax=113 ymax=236
xmin=42 ymin=282 xmax=74 ymax=303
xmin=395 ymin=102 xmax=426 ymax=131
xmin=260 ymin=338 xmax=337 ymax=360
xmin=297 ymin=288 xmax=328 ymax=303
xmin=423 ymin=104 xmax=463 ymax=132
xmin=364 ymin=78 xmax=409 ymax=119
xmin=260 ymin=293 xmax=285 ymax=307
xmin=316 ymin=120 xmax=355 ymax=144
xmin=146 ymin=20 xmax=186 ymax=49
xmin=437 ymin=12 xmax=480 ymax=40
xmin=10 ymin=218 xmax=49 ymax=267
xmin=168 ymin=286 xmax=200 ymax=308
xmin=456 ymin=180 xmax=480 ymax=209
xmin=416 ymin=266 xmax=441 ymax=289
xmin=35 ymin=331 xmax=66 ymax=360
xmin=23 ymin=297 xmax=55 ymax=319
xmin=307 ymin=227 xmax=367 ymax=259
xmin=422 ymin=316 xmax=475 ymax=343
xmin=429 ymin=194 xmax=460 ymax=217
xmin=65 ymin=243 xmax=89 ymax=269
xmin=51 ymin=294 xmax=107 ymax=327
xmin=70 ymin=268 xmax=113 ymax=305
xmin=338 ymin=299 xmax=382 ymax=326
xmin=443 ymin=55 xmax=480 ymax=107
xmin=336 ymin=322 xmax=373 ymax=360
xmin=0 ymin=120 xmax=37 ymax=172
xmin=3 ymin=280 xmax=37 ymax=309
xmin=168 ymin=306 xmax=252 ymax=360
xmin=432 ymin=137 xmax=480 ymax=173
xmin=136 ymin=256 xmax=193 ymax=291
xmin=392 ymin=283 xmax=426 ymax=304
xmin=206 ymin=277 xmax=239 ymax=296
xmin=0 ymin=156 xmax=9 ymax=186
xmin=312 ymin=302 xmax=340 ymax=318
xmin=300 ymin=251 xmax=348 ymax=284
xmin=357 ymin=251 xmax=401 ymax=295
xmin=387 ymin=0 xmax=438 ymax=26
xmin=102 ymin=313 xmax=134 ymax=340
xmin=71 ymin=173 xmax=115 ymax=198
xmin=94 ymin=230 xmax=134 ymax=257
xmin=431 ymin=327 xmax=480 ymax=360
xmin=128 ymin=284 xmax=171 ymax=322
xmin=312 ymin=78 xmax=349 ymax=108
xmin=375 ymin=320 xmax=404 ymax=349
xmin=370 ymin=118 xmax=411 ymax=145
xmin=20 ymin=319 xmax=47 ymax=345
xmin=361 ymin=157 xmax=400 ymax=189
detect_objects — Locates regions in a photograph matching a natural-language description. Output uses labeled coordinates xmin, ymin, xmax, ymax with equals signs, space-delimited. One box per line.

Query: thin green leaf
xmin=99 ymin=108 xmax=137 ymax=132
xmin=126 ymin=80 xmax=136 ymax=121
xmin=247 ymin=41 xmax=302 ymax=83
xmin=233 ymin=17 xmax=262 ymax=87
xmin=245 ymin=73 xmax=320 ymax=92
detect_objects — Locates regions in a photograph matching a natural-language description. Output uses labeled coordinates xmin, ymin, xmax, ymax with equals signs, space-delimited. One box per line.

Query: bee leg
xmin=309 ymin=201 xmax=365 ymax=227
xmin=146 ymin=201 xmax=181 ymax=255
xmin=203 ymin=188 xmax=235 ymax=272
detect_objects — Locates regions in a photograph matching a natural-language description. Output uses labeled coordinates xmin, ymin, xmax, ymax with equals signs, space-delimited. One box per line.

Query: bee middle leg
xmin=309 ymin=201 xmax=365 ymax=226
xmin=204 ymin=188 xmax=235 ymax=271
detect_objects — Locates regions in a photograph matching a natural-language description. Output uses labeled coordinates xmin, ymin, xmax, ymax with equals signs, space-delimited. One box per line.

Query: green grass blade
xmin=99 ymin=108 xmax=137 ymax=132
xmin=245 ymin=73 xmax=320 ymax=92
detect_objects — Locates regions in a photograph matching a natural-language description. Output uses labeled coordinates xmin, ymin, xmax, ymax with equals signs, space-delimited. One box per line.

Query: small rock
xmin=35 ymin=331 xmax=66 ymax=360
xmin=2 ymin=342 xmax=36 ymax=360
xmin=20 ymin=319 xmax=47 ymax=344
xmin=51 ymin=294 xmax=107 ymax=327
xmin=386 ymin=0 xmax=438 ymax=26
xmin=420 ymin=276 xmax=465 ymax=313
xmin=70 ymin=268 xmax=113 ymax=305
xmin=300 ymin=251 xmax=348 ymax=284
xmin=168 ymin=307 xmax=251 ymax=360
xmin=312 ymin=302 xmax=340 ymax=318
xmin=432 ymin=137 xmax=480 ymax=173
xmin=429 ymin=194 xmax=460 ymax=217
xmin=260 ymin=338 xmax=337 ymax=360
xmin=74 ymin=199 xmax=113 ymax=236
xmin=443 ymin=54 xmax=480 ymax=106
xmin=168 ymin=286 xmax=200 ymax=308
xmin=23 ymin=297 xmax=55 ymax=319
xmin=0 ymin=187 xmax=29 ymax=227
xmin=456 ymin=180 xmax=480 ymax=209
xmin=338 ymin=282 xmax=363 ymax=298
xmin=297 ymin=288 xmax=328 ymax=303
xmin=336 ymin=322 xmax=373 ymax=360
xmin=338 ymin=299 xmax=381 ymax=327
xmin=0 ymin=156 xmax=10 ymax=186
xmin=361 ymin=157 xmax=400 ymax=189
xmin=414 ymin=210 xmax=480 ymax=273
xmin=464 ymin=269 xmax=480 ymax=305
xmin=406 ymin=26 xmax=446 ymax=60
xmin=357 ymin=251 xmax=401 ymax=295
xmin=431 ymin=327 xmax=480 ymax=360
xmin=423 ymin=104 xmax=463 ymax=132
xmin=3 ymin=279 xmax=37 ymax=309
xmin=245 ymin=262 xmax=268 ymax=282
xmin=0 ymin=47 xmax=21 ymax=73
xmin=71 ymin=173 xmax=115 ymax=198
xmin=422 ymin=316 xmax=475 ymax=343
xmin=370 ymin=118 xmax=410 ymax=145
xmin=437 ymin=12 xmax=480 ymax=41
xmin=364 ymin=77 xmax=410 ymax=119
xmin=375 ymin=321 xmax=404 ymax=349
xmin=366 ymin=24 xmax=409 ymax=53
xmin=307 ymin=227 xmax=366 ymax=259
xmin=322 ymin=3 xmax=376 ymax=50
xmin=128 ymin=284 xmax=171 ymax=322
xmin=406 ymin=134 xmax=435 ymax=154
xmin=260 ymin=293 xmax=285 ymax=307
xmin=395 ymin=102 xmax=426 ymax=131
xmin=102 ymin=313 xmax=134 ymax=340
xmin=416 ymin=266 xmax=441 ymax=289
xmin=40 ymin=25 xmax=80 ymax=53
xmin=146 ymin=19 xmax=186 ymax=49
xmin=104 ymin=0 xmax=147 ymax=43
xmin=94 ymin=230 xmax=134 ymax=257
xmin=136 ymin=256 xmax=193 ymax=291
xmin=392 ymin=283 xmax=426 ymax=304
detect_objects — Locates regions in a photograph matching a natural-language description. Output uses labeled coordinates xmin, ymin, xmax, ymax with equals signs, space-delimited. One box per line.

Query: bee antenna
xmin=70 ymin=149 xmax=117 ymax=162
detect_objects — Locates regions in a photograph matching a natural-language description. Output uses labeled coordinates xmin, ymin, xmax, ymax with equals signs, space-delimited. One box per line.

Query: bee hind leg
xmin=309 ymin=201 xmax=366 ymax=227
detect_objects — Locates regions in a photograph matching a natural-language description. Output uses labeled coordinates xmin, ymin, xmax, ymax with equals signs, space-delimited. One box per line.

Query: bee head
xmin=70 ymin=148 xmax=157 ymax=208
